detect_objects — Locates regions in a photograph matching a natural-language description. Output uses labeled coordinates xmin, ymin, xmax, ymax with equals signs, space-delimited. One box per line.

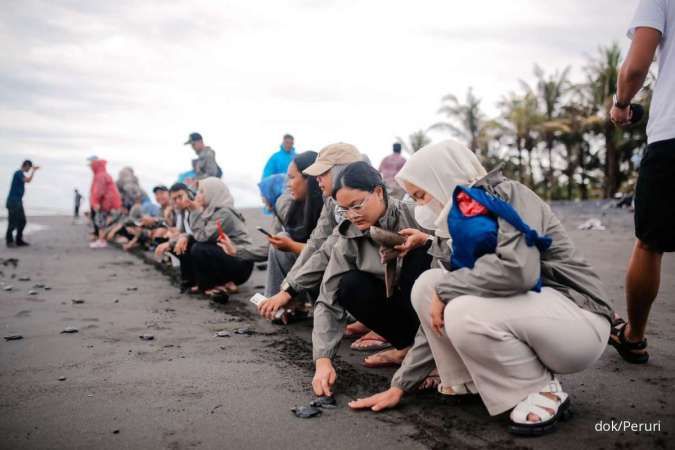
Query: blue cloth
xmin=141 ymin=200 xmax=160 ymax=217
xmin=258 ymin=173 xmax=287 ymax=210
xmin=448 ymin=185 xmax=552 ymax=292
xmin=261 ymin=145 xmax=296 ymax=180
xmin=177 ymin=170 xmax=197 ymax=184
xmin=7 ymin=170 xmax=25 ymax=203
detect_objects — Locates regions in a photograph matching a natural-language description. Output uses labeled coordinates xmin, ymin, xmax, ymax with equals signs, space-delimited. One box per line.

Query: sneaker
xmin=16 ymin=240 xmax=30 ymax=247
xmin=89 ymin=240 xmax=108 ymax=249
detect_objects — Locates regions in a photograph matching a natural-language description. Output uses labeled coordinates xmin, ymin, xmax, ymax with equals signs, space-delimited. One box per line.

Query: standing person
xmin=378 ymin=143 xmax=407 ymax=199
xmin=74 ymin=189 xmax=83 ymax=219
xmin=89 ymin=159 xmax=122 ymax=249
xmin=184 ymin=132 xmax=222 ymax=182
xmin=262 ymin=134 xmax=296 ymax=180
xmin=5 ymin=160 xmax=39 ymax=247
xmin=609 ymin=0 xmax=675 ymax=364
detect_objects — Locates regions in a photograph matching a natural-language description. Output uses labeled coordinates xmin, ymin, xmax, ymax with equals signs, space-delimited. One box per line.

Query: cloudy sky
xmin=0 ymin=0 xmax=640 ymax=214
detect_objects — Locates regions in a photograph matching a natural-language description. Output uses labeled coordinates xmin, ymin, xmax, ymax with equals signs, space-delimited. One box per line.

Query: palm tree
xmin=585 ymin=43 xmax=622 ymax=197
xmin=396 ymin=130 xmax=432 ymax=154
xmin=533 ymin=64 xmax=571 ymax=197
xmin=430 ymin=87 xmax=485 ymax=154
xmin=499 ymin=91 xmax=543 ymax=185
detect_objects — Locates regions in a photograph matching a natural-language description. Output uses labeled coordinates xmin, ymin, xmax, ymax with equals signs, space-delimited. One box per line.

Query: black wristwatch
xmin=613 ymin=94 xmax=630 ymax=109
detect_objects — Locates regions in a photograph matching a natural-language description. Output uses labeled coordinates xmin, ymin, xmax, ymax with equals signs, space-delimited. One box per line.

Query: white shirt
xmin=629 ymin=0 xmax=675 ymax=144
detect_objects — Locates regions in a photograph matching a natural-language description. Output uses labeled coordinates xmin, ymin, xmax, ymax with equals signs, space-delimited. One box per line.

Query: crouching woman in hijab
xmin=311 ymin=162 xmax=432 ymax=397
xmin=350 ymin=140 xmax=613 ymax=436
xmin=183 ymin=177 xmax=266 ymax=300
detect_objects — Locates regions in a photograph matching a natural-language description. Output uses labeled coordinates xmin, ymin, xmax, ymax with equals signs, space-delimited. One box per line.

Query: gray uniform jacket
xmin=189 ymin=207 xmax=267 ymax=262
xmin=193 ymin=147 xmax=220 ymax=180
xmin=281 ymin=196 xmax=341 ymax=293
xmin=312 ymin=198 xmax=419 ymax=361
xmin=391 ymin=178 xmax=615 ymax=391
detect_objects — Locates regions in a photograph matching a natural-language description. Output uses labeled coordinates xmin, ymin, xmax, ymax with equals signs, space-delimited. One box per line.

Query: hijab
xmin=395 ymin=139 xmax=487 ymax=237
xmin=286 ymin=151 xmax=323 ymax=243
xmin=198 ymin=177 xmax=235 ymax=221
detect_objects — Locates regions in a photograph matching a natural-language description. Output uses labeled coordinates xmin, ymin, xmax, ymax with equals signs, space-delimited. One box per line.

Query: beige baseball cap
xmin=303 ymin=142 xmax=362 ymax=176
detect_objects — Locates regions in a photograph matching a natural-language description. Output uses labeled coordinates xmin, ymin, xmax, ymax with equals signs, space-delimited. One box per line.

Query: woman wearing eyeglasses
xmin=311 ymin=161 xmax=432 ymax=398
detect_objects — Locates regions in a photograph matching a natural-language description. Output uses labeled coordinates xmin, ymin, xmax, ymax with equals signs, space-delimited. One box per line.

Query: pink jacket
xmin=90 ymin=159 xmax=122 ymax=211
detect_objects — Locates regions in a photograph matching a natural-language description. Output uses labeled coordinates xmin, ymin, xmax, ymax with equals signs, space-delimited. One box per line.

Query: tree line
xmin=397 ymin=43 xmax=652 ymax=200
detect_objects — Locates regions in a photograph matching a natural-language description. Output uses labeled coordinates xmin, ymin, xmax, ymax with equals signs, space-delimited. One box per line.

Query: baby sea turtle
xmin=139 ymin=334 xmax=155 ymax=341
xmin=71 ymin=299 xmax=85 ymax=304
xmin=310 ymin=396 xmax=337 ymax=409
xmin=61 ymin=326 xmax=79 ymax=334
xmin=4 ymin=335 xmax=23 ymax=341
xmin=291 ymin=405 xmax=321 ymax=419
xmin=28 ymin=290 xmax=38 ymax=296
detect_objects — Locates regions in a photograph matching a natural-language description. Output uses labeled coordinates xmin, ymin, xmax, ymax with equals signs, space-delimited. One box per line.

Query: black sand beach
xmin=1 ymin=204 xmax=673 ymax=450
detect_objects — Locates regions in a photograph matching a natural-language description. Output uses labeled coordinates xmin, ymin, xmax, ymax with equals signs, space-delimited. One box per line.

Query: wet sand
xmin=1 ymin=204 xmax=673 ymax=450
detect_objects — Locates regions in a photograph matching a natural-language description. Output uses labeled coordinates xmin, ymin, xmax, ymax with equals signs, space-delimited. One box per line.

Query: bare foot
xmin=345 ymin=321 xmax=370 ymax=337
xmin=363 ymin=347 xmax=409 ymax=368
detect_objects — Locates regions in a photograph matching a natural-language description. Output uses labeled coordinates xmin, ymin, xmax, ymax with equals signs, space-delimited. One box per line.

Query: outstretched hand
xmin=394 ymin=228 xmax=429 ymax=257
xmin=348 ymin=387 xmax=404 ymax=412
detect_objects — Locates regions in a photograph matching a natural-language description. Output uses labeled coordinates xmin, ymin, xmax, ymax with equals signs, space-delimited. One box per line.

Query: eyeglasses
xmin=336 ymin=193 xmax=374 ymax=220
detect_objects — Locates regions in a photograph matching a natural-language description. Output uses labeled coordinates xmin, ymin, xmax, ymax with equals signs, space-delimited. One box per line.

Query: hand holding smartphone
xmin=256 ymin=226 xmax=274 ymax=238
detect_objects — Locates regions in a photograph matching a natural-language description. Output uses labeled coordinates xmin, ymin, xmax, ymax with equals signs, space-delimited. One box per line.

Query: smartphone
xmin=216 ymin=219 xmax=225 ymax=241
xmin=256 ymin=226 xmax=273 ymax=238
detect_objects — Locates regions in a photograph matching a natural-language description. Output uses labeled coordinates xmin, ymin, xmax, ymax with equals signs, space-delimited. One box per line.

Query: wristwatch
xmin=613 ymin=94 xmax=630 ymax=109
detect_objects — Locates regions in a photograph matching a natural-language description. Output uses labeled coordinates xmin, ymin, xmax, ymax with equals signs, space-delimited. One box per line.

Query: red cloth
xmin=90 ymin=159 xmax=122 ymax=211
xmin=456 ymin=191 xmax=488 ymax=217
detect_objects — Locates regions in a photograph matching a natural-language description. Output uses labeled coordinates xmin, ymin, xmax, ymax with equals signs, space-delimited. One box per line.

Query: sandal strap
xmin=617 ymin=323 xmax=648 ymax=350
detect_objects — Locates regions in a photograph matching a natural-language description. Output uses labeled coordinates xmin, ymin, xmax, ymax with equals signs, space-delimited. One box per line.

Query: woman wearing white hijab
xmin=350 ymin=140 xmax=613 ymax=437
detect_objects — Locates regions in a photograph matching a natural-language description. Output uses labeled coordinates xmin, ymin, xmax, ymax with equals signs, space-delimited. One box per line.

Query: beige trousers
xmin=411 ymin=268 xmax=610 ymax=415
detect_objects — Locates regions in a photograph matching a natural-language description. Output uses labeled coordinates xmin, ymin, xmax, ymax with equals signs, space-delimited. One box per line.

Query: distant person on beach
xmin=89 ymin=159 xmax=122 ymax=249
xmin=378 ymin=143 xmax=407 ymax=199
xmin=5 ymin=159 xmax=39 ymax=247
xmin=74 ymin=189 xmax=83 ymax=219
xmin=184 ymin=132 xmax=222 ymax=185
xmin=609 ymin=0 xmax=675 ymax=364
xmin=262 ymin=134 xmax=296 ymax=180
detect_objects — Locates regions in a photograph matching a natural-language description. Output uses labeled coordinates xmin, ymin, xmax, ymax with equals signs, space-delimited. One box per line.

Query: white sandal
xmin=438 ymin=381 xmax=477 ymax=396
xmin=509 ymin=378 xmax=572 ymax=436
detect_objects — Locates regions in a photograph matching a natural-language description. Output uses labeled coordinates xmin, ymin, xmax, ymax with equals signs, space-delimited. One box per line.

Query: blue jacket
xmin=262 ymin=145 xmax=296 ymax=180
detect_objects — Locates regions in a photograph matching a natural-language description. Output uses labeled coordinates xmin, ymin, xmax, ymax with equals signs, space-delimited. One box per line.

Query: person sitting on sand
xmin=155 ymin=183 xmax=198 ymax=292
xmin=349 ymin=140 xmax=614 ymax=437
xmin=121 ymin=185 xmax=173 ymax=251
xmin=262 ymin=151 xmax=324 ymax=320
xmin=89 ymin=159 xmax=122 ymax=249
xmin=178 ymin=177 xmax=266 ymax=301
xmin=305 ymin=161 xmax=431 ymax=397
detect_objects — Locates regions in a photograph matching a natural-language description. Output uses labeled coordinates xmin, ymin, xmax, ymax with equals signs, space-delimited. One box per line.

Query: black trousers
xmin=335 ymin=245 xmax=432 ymax=350
xmin=5 ymin=200 xmax=26 ymax=243
xmin=179 ymin=241 xmax=254 ymax=290
xmin=90 ymin=207 xmax=99 ymax=235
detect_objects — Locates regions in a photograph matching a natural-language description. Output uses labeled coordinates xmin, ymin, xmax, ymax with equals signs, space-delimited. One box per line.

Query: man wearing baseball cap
xmin=184 ymin=132 xmax=222 ymax=182
xmin=258 ymin=142 xmax=365 ymax=318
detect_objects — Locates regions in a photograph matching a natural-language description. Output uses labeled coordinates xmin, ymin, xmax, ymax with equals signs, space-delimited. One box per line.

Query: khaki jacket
xmin=312 ymin=198 xmax=418 ymax=361
xmin=391 ymin=178 xmax=615 ymax=391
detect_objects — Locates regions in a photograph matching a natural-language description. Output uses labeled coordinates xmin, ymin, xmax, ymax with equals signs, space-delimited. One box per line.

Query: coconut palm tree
xmin=533 ymin=64 xmax=571 ymax=197
xmin=430 ymin=87 xmax=485 ymax=154
xmin=396 ymin=130 xmax=432 ymax=154
xmin=499 ymin=91 xmax=543 ymax=185
xmin=585 ymin=42 xmax=622 ymax=197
